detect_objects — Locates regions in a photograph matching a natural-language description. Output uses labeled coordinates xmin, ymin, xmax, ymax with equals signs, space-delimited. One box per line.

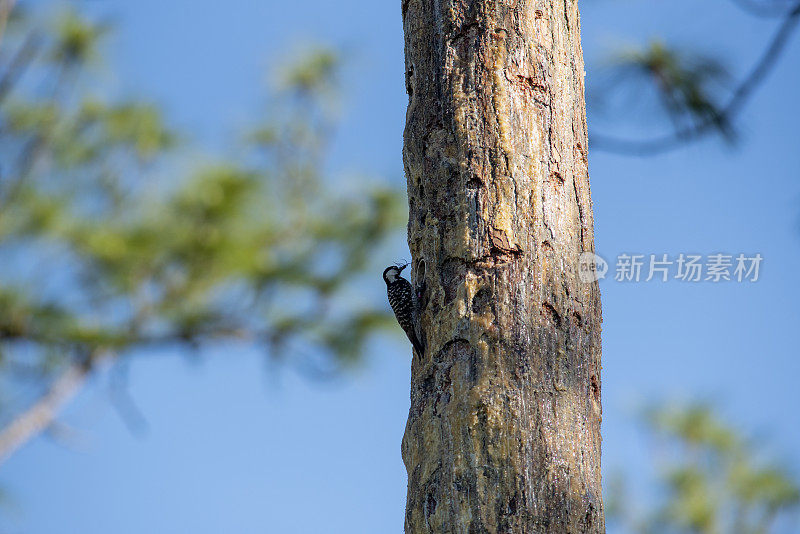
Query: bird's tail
xmin=410 ymin=331 xmax=425 ymax=358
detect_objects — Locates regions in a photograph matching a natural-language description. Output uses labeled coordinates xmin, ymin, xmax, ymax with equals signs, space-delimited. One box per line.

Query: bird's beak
xmin=399 ymin=263 xmax=408 ymax=273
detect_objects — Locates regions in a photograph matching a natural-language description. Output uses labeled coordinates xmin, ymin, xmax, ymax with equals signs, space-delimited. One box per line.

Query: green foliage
xmin=49 ymin=8 xmax=108 ymax=66
xmin=279 ymin=46 xmax=339 ymax=98
xmin=610 ymin=404 xmax=800 ymax=534
xmin=0 ymin=7 xmax=405 ymax=425
xmin=609 ymin=41 xmax=735 ymax=140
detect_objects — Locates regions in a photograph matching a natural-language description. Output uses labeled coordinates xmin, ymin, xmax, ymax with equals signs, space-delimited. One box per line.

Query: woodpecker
xmin=383 ymin=263 xmax=424 ymax=357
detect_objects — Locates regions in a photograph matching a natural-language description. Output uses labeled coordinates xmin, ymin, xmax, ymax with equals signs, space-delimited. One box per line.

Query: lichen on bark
xmin=401 ymin=0 xmax=603 ymax=532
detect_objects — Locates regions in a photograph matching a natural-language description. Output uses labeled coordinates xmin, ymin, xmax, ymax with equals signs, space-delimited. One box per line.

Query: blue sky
xmin=2 ymin=0 xmax=800 ymax=532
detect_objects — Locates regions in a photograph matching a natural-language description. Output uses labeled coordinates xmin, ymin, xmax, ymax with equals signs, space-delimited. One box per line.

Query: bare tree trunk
xmin=401 ymin=0 xmax=603 ymax=532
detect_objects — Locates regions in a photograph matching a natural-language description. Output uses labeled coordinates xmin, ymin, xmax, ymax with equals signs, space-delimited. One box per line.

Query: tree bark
xmin=401 ymin=0 xmax=603 ymax=532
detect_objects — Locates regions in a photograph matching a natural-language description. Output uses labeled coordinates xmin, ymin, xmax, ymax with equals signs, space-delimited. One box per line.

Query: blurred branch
xmin=608 ymin=403 xmax=800 ymax=534
xmin=730 ymin=0 xmax=797 ymax=18
xmin=0 ymin=11 xmax=403 ymax=467
xmin=108 ymin=362 xmax=148 ymax=437
xmin=0 ymin=31 xmax=40 ymax=105
xmin=0 ymin=358 xmax=92 ymax=464
xmin=591 ymin=1 xmax=800 ymax=156
xmin=0 ymin=311 xmax=392 ymax=463
xmin=0 ymin=0 xmax=15 ymax=50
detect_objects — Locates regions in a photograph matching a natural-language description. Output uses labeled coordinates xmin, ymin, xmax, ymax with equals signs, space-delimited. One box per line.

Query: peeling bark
xmin=401 ymin=0 xmax=603 ymax=532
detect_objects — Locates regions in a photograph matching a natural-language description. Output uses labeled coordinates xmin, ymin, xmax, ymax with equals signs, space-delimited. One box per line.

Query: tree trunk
xmin=400 ymin=0 xmax=603 ymax=532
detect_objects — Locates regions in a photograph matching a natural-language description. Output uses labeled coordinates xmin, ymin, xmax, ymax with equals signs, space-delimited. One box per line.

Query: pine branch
xmin=591 ymin=1 xmax=800 ymax=156
xmin=0 ymin=359 xmax=92 ymax=465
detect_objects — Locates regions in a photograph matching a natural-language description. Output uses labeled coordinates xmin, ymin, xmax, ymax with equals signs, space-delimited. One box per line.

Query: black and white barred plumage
xmin=383 ymin=263 xmax=424 ymax=357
